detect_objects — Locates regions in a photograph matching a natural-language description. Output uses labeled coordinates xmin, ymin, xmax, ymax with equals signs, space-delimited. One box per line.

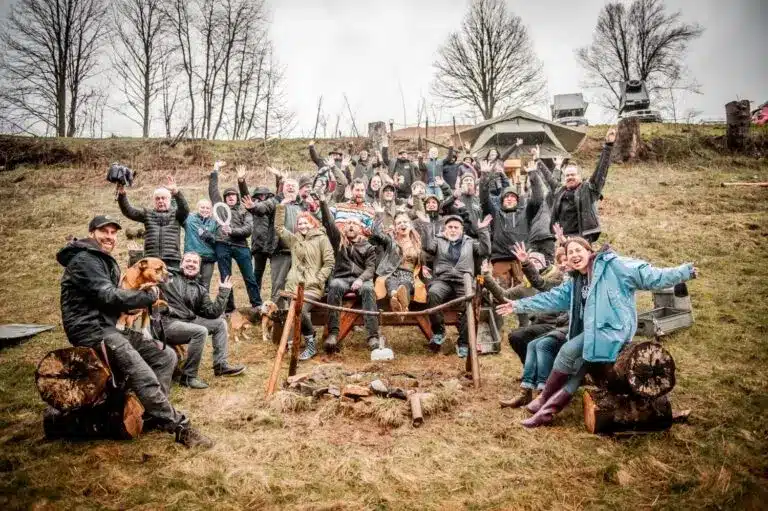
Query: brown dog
xmin=229 ymin=301 xmax=279 ymax=344
xmin=116 ymin=257 xmax=170 ymax=339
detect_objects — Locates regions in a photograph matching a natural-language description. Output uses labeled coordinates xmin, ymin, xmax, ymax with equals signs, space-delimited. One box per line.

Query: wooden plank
xmin=288 ymin=284 xmax=305 ymax=377
xmin=264 ymin=298 xmax=296 ymax=398
xmin=464 ymin=274 xmax=480 ymax=388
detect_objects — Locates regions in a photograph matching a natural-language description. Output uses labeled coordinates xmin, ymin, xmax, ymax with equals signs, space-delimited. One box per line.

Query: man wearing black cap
xmin=57 ymin=215 xmax=212 ymax=447
xmin=424 ymin=213 xmax=492 ymax=357
xmin=209 ymin=161 xmax=261 ymax=312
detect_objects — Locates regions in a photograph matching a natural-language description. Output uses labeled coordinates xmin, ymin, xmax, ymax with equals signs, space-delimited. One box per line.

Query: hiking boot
xmin=324 ymin=333 xmax=339 ymax=353
xmin=179 ymin=376 xmax=209 ymax=389
xmin=526 ymin=370 xmax=569 ymax=415
xmin=298 ymin=335 xmax=317 ymax=361
xmin=213 ymin=363 xmax=246 ymax=377
xmin=521 ymin=389 xmax=574 ymax=428
xmin=455 ymin=344 xmax=469 ymax=359
xmin=175 ymin=423 xmax=214 ymax=449
xmin=367 ymin=336 xmax=380 ymax=351
xmin=428 ymin=333 xmax=444 ymax=353
xmin=500 ymin=388 xmax=533 ymax=408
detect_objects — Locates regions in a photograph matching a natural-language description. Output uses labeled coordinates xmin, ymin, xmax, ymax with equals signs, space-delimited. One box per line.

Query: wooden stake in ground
xmin=726 ymin=100 xmax=751 ymax=151
xmin=463 ymin=274 xmax=480 ymax=388
xmin=265 ymin=297 xmax=297 ymax=398
xmin=287 ymin=283 xmax=306 ymax=377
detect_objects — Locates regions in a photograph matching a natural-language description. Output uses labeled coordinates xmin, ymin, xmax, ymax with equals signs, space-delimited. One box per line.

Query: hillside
xmin=0 ymin=124 xmax=766 ymax=510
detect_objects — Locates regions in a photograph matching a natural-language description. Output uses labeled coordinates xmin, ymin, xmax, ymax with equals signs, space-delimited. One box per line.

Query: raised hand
xmin=324 ymin=157 xmax=335 ymax=168
xmin=309 ymin=140 xmax=316 ymax=146
xmin=481 ymin=259 xmax=492 ymax=274
xmin=241 ymin=195 xmax=255 ymax=209
xmin=516 ymin=137 xmax=524 ymax=147
xmin=495 ymin=299 xmax=517 ymax=317
xmin=479 ymin=161 xmax=492 ymax=174
xmin=512 ymin=242 xmax=528 ymax=263
xmin=434 ymin=175 xmax=445 ymax=186
xmin=341 ymin=155 xmax=351 ymax=168
xmin=236 ymin=165 xmax=247 ymax=181
xmin=553 ymin=155 xmax=564 ymax=169
xmin=116 ymin=184 xmax=126 ymax=195
xmin=213 ymin=160 xmax=226 ymax=172
xmin=415 ymin=211 xmax=429 ymax=223
xmin=605 ymin=127 xmax=617 ymax=144
xmin=219 ymin=275 xmax=234 ymax=289
xmin=530 ymin=144 xmax=540 ymax=160
xmin=166 ymin=175 xmax=178 ymax=195
xmin=553 ymin=223 xmax=566 ymax=245
xmin=478 ymin=214 xmax=493 ymax=229
xmin=691 ymin=266 xmax=699 ymax=279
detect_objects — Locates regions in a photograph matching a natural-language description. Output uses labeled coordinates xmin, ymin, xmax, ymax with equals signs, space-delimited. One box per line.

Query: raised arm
xmin=620 ymin=258 xmax=695 ymax=291
xmin=194 ymin=285 xmax=230 ymax=319
xmin=174 ymin=190 xmax=190 ymax=224
xmin=442 ymin=146 xmax=455 ymax=165
xmin=527 ymin=169 xmax=545 ymax=208
xmin=535 ymin=159 xmax=560 ymax=192
xmin=308 ymin=142 xmax=324 ymax=168
xmin=237 ymin=176 xmax=250 ymax=198
xmin=208 ymin=169 xmax=223 ymax=203
xmin=117 ymin=190 xmax=147 ymax=222
xmin=588 ymin=128 xmax=616 ymax=196
xmin=319 ymin=200 xmax=341 ymax=251
xmin=381 ymin=145 xmax=390 ymax=166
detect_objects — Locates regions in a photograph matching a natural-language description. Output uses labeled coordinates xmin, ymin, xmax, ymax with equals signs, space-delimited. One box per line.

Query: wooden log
xmin=288 ymin=283 xmax=305 ymax=377
xmin=726 ymin=100 xmax=751 ymax=151
xmin=43 ymin=391 xmax=144 ymax=440
xmin=591 ymin=341 xmax=675 ymax=399
xmin=464 ymin=274 xmax=480 ymax=388
xmin=410 ymin=394 xmax=423 ymax=427
xmin=583 ymin=389 xmax=673 ymax=435
xmin=265 ymin=297 xmax=297 ymax=398
xmin=613 ymin=117 xmax=645 ymax=163
xmin=721 ymin=181 xmax=768 ymax=187
xmin=35 ymin=347 xmax=111 ymax=412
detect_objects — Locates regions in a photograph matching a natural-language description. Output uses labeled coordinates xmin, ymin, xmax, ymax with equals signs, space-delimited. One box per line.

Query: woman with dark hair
xmin=496 ymin=237 xmax=698 ymax=427
xmin=275 ymin=204 xmax=335 ymax=361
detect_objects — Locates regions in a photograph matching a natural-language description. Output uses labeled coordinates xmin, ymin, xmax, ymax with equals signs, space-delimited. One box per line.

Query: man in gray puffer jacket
xmin=117 ymin=176 xmax=189 ymax=270
xmin=209 ymin=161 xmax=261 ymax=312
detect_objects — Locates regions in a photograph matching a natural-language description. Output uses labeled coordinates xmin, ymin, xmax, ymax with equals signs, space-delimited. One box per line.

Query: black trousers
xmin=508 ymin=324 xmax=559 ymax=364
xmin=428 ymin=276 xmax=468 ymax=346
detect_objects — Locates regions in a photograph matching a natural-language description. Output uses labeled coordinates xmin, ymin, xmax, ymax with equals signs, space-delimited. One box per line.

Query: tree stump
xmin=592 ymin=341 xmax=675 ymax=399
xmin=43 ymin=391 xmax=144 ymax=440
xmin=35 ymin=347 xmax=111 ymax=411
xmin=368 ymin=121 xmax=388 ymax=153
xmin=612 ymin=117 xmax=645 ymax=163
xmin=725 ymin=100 xmax=751 ymax=151
xmin=583 ymin=389 xmax=673 ymax=435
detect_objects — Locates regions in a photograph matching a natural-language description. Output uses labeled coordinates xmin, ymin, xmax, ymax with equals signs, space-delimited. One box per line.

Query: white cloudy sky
xmin=1 ymin=0 xmax=766 ymax=137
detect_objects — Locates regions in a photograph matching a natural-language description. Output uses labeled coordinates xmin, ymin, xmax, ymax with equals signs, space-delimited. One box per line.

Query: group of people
xmin=57 ymin=126 xmax=697 ymax=448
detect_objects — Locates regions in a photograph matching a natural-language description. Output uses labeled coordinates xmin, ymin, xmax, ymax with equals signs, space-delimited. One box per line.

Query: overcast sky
xmin=0 ymin=0 xmax=766 ymax=137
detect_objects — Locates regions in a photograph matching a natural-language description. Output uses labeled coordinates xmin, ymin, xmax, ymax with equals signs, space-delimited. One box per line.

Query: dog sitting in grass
xmin=116 ymin=257 xmax=170 ymax=339
xmin=229 ymin=301 xmax=279 ymax=344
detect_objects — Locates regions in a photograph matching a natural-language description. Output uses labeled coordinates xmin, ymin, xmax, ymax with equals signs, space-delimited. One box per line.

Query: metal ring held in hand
xmin=213 ymin=202 xmax=232 ymax=227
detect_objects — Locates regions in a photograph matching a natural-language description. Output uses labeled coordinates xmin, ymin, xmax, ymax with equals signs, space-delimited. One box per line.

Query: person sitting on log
xmin=275 ymin=203 xmax=335 ymax=361
xmin=182 ymin=198 xmax=218 ymax=291
xmin=370 ymin=211 xmax=428 ymax=316
xmin=440 ymin=173 xmax=484 ymax=239
xmin=161 ymin=252 xmax=246 ymax=389
xmin=496 ymin=237 xmax=698 ymax=428
xmin=550 ymin=127 xmax=616 ymax=243
xmin=425 ymin=214 xmax=492 ymax=357
xmin=208 ymin=161 xmax=262 ymax=313
xmin=58 ymin=215 xmax=212 ymax=448
xmin=117 ymin=176 xmax=188 ymax=271
xmin=319 ymin=197 xmax=379 ymax=352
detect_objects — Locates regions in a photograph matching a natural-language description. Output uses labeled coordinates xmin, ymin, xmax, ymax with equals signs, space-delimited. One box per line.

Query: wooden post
xmin=613 ymin=117 xmax=645 ymax=163
xmin=452 ymin=116 xmax=457 ymax=135
xmin=726 ymin=100 xmax=751 ymax=151
xmin=287 ymin=283 xmax=305 ymax=377
xmin=463 ymin=274 xmax=480 ymax=388
xmin=368 ymin=121 xmax=388 ymax=153
xmin=312 ymin=95 xmax=323 ymax=139
xmin=265 ymin=297 xmax=297 ymax=398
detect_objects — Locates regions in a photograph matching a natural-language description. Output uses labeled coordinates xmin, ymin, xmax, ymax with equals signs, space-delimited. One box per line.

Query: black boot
xmin=175 ymin=422 xmax=214 ymax=448
xmin=213 ymin=363 xmax=246 ymax=377
xmin=525 ymin=371 xmax=569 ymax=414
xmin=324 ymin=333 xmax=339 ymax=353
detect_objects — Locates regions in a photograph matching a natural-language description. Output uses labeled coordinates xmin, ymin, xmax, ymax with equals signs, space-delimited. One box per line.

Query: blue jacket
xmin=514 ymin=250 xmax=694 ymax=363
xmin=184 ymin=213 xmax=218 ymax=262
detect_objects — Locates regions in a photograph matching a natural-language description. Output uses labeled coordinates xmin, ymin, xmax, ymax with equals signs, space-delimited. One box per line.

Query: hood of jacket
xmin=251 ymin=186 xmax=274 ymax=199
xmin=57 ymin=238 xmax=113 ymax=267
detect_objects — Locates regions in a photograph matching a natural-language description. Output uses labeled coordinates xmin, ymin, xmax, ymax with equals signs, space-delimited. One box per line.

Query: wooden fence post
xmin=464 ymin=274 xmax=480 ymax=388
xmin=265 ymin=297 xmax=297 ymax=398
xmin=288 ymin=283 xmax=305 ymax=377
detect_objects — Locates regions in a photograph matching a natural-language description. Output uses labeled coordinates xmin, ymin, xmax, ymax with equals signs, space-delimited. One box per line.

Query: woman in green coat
xmin=275 ymin=203 xmax=335 ymax=360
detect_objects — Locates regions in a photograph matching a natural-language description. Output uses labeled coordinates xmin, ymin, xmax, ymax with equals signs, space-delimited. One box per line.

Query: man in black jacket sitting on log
xmin=320 ymin=198 xmax=379 ymax=353
xmin=57 ymin=215 xmax=212 ymax=448
xmin=161 ymin=252 xmax=246 ymax=389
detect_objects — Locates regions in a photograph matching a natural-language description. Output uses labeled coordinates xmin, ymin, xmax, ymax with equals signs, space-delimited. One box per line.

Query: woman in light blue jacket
xmin=497 ymin=237 xmax=698 ymax=428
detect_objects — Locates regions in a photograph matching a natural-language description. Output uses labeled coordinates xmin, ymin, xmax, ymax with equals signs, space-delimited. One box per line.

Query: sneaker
xmin=178 ymin=376 xmax=209 ymax=389
xmin=298 ymin=335 xmax=317 ymax=361
xmin=213 ymin=363 xmax=246 ymax=377
xmin=428 ymin=333 xmax=444 ymax=353
xmin=455 ymin=345 xmax=469 ymax=359
xmin=367 ymin=336 xmax=380 ymax=351
xmin=175 ymin=423 xmax=214 ymax=449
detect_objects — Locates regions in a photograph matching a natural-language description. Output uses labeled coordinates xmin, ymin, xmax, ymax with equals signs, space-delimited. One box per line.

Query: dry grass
xmin=1 ymin=126 xmax=767 ymax=510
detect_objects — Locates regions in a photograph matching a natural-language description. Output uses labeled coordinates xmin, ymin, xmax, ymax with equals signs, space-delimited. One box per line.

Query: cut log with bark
xmin=583 ymin=389 xmax=673 ymax=435
xmin=43 ymin=391 xmax=144 ymax=440
xmin=726 ymin=100 xmax=751 ymax=151
xmin=612 ymin=117 xmax=646 ymax=163
xmin=591 ymin=341 xmax=675 ymax=399
xmin=36 ymin=347 xmax=112 ymax=411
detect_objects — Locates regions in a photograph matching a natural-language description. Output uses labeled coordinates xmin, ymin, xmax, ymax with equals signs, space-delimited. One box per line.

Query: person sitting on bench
xmin=319 ymin=197 xmax=379 ymax=352
xmin=425 ymin=214 xmax=492 ymax=357
xmin=370 ymin=211 xmax=428 ymax=315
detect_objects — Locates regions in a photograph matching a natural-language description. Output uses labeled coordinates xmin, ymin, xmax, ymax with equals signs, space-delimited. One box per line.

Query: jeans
xmin=552 ymin=332 xmax=588 ymax=394
xmin=102 ymin=331 xmax=184 ymax=430
xmin=508 ymin=324 xmax=558 ymax=364
xmin=521 ymin=335 xmax=563 ymax=390
xmin=163 ymin=317 xmax=229 ymax=378
xmin=200 ymin=260 xmax=215 ymax=292
xmin=428 ymin=277 xmax=468 ymax=346
xmin=270 ymin=252 xmax=292 ymax=302
xmin=252 ymin=251 xmax=271 ymax=295
xmin=215 ymin=243 xmax=262 ymax=310
xmin=327 ymin=278 xmax=379 ymax=339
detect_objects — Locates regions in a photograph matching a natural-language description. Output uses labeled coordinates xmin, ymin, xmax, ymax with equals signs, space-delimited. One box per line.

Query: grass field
xmin=0 ymin=126 xmax=766 ymax=510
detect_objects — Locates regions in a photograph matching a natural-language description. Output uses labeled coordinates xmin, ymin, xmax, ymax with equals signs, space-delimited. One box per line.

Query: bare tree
xmin=431 ymin=0 xmax=545 ymax=120
xmin=0 ymin=0 xmax=108 ymax=136
xmin=159 ymin=51 xmax=180 ymax=138
xmin=164 ymin=0 xmax=197 ymax=137
xmin=576 ymin=0 xmax=703 ymax=112
xmin=110 ymin=0 xmax=166 ymax=138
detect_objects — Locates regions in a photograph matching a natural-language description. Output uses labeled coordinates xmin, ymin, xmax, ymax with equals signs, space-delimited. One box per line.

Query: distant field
xmin=0 ymin=125 xmax=766 ymax=510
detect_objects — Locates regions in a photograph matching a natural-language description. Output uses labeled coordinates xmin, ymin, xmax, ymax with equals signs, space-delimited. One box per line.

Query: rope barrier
xmin=277 ymin=290 xmax=475 ymax=317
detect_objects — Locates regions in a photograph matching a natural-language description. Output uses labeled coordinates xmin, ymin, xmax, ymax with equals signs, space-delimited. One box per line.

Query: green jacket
xmin=276 ymin=204 xmax=335 ymax=298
